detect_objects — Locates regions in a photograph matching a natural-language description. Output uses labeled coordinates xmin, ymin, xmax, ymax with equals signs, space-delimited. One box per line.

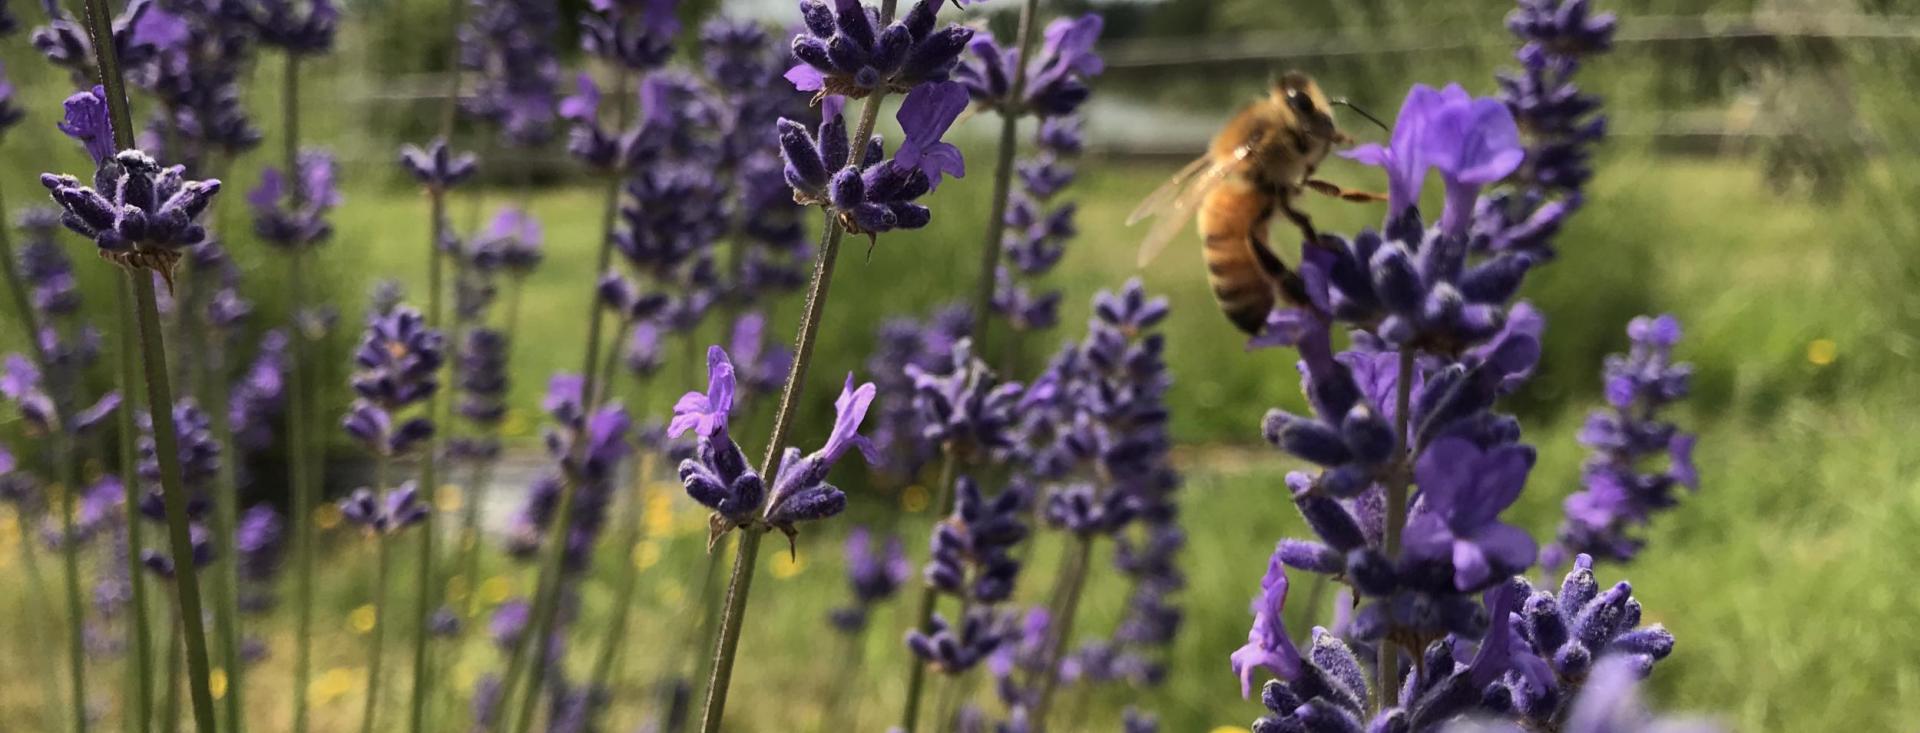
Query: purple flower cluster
xmin=225 ymin=0 xmax=338 ymax=55
xmin=784 ymin=0 xmax=972 ymax=101
xmin=132 ymin=0 xmax=263 ymax=167
xmin=992 ymin=117 xmax=1083 ymax=333
xmin=229 ymin=329 xmax=290 ymax=451
xmin=461 ymin=0 xmax=560 ymax=148
xmin=134 ymin=401 xmax=222 ymax=577
xmin=908 ymin=476 xmax=1030 ymax=672
xmin=16 ymin=209 xmax=82 ymax=318
xmin=342 ymin=306 xmax=445 ymax=456
xmin=339 ymin=483 xmax=431 ymax=534
xmin=2 ymin=353 xmax=120 ymax=437
xmin=247 ymin=149 xmax=339 ymax=250
xmin=234 ymin=504 xmax=285 ymax=614
xmin=33 ymin=0 xmax=161 ymax=83
xmin=726 ymin=311 xmax=794 ymax=403
xmin=1472 ymin=0 xmax=1616 ymax=259
xmin=398 ymin=139 xmax=479 ymax=191
xmin=954 ymin=14 xmax=1103 ymax=117
xmin=1546 ymin=315 xmax=1697 ymax=567
xmin=905 ymin=338 xmax=1024 ymax=459
xmin=0 ymin=60 xmax=23 ymax=139
xmin=41 ymin=142 xmax=224 ymax=277
xmin=503 ymin=374 xmax=632 ymax=570
xmin=1037 ymin=282 xmax=1185 ymax=690
xmin=450 ymin=327 xmax=510 ymax=462
xmin=672 ymin=346 xmax=878 ymax=549
xmin=864 ymin=303 xmax=972 ymax=482
xmin=829 ymin=526 xmax=910 ymax=633
xmin=469 ymin=208 xmax=544 ymax=278
xmin=778 ymin=83 xmax=965 ymax=239
xmin=581 ymin=0 xmax=679 ymax=71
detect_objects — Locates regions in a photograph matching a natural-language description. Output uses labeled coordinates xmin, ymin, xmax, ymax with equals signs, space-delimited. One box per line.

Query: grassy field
xmin=3 ymin=142 xmax=1918 ymax=733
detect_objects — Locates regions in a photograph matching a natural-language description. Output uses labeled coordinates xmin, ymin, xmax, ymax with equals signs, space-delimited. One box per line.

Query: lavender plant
xmin=952 ymin=9 xmax=1103 ymax=346
xmin=1220 ymin=2 xmax=1700 ymax=731
xmin=341 ymin=303 xmax=443 ymax=733
xmin=35 ymin=7 xmax=227 ymax=726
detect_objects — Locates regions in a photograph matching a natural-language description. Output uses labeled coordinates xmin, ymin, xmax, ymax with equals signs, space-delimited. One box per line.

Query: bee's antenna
xmin=1332 ymin=98 xmax=1391 ymax=133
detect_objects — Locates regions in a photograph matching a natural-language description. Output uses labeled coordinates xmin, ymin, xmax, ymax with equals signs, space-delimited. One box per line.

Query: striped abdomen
xmin=1197 ymin=176 xmax=1290 ymax=334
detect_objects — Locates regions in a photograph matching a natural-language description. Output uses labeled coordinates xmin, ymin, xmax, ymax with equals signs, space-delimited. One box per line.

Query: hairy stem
xmin=1376 ymin=348 xmax=1416 ymax=712
xmin=969 ymin=0 xmax=1042 ymax=345
xmin=896 ymin=447 xmax=959 ymax=733
xmin=696 ymin=46 xmax=901 ymax=728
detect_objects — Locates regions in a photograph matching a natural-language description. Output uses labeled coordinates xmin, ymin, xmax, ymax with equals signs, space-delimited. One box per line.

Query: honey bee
xmin=1127 ymin=72 xmax=1385 ymax=334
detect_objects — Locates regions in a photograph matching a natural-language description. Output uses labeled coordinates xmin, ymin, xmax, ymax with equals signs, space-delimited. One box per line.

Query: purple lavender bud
xmin=397 ymin=139 xmax=478 ymax=190
xmin=350 ymin=305 xmax=445 ymax=410
xmin=57 ymin=86 xmax=115 ymax=166
xmin=229 ymin=0 xmax=338 ymax=54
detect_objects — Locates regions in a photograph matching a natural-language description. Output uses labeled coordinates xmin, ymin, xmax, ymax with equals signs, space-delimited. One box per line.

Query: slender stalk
xmin=129 ymin=271 xmax=222 ymax=733
xmin=969 ymin=0 xmax=1043 ymax=345
xmin=586 ymin=452 xmax=657 ymax=707
xmin=495 ymin=69 xmax=632 ymax=732
xmin=408 ymin=167 xmax=452 ymax=733
xmin=274 ymin=48 xmax=320 ymax=733
xmin=54 ymin=435 xmax=87 ymax=733
xmin=358 ymin=505 xmax=396 ymax=733
xmin=694 ymin=17 xmax=905 ymax=724
xmin=1375 ymin=349 xmax=1416 ymax=711
xmin=1027 ymin=533 xmax=1094 ymax=733
xmin=203 ymin=312 xmax=245 ymax=733
xmin=81 ymin=0 xmax=221 ymax=722
xmin=114 ymin=278 xmax=154 ymax=731
xmin=896 ymin=448 xmax=959 ymax=733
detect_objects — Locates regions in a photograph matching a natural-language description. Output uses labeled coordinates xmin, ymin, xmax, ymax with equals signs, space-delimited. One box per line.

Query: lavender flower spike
xmin=762 ymin=374 xmax=880 ymax=547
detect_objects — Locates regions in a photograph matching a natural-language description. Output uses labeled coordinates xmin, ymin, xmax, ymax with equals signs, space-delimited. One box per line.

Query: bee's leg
xmin=1276 ymin=196 xmax=1321 ymax=246
xmin=1305 ymin=178 xmax=1388 ymax=203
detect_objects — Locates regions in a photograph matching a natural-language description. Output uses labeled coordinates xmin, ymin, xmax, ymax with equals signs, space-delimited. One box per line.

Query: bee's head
xmin=1270 ymin=71 xmax=1338 ymax=139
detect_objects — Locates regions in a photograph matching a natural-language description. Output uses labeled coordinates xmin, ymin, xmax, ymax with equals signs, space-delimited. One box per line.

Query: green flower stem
xmin=113 ymin=276 xmax=155 ymax=733
xmin=696 ymin=64 xmax=901 ymax=729
xmin=1375 ymin=349 xmax=1416 ymax=712
xmin=586 ymin=451 xmax=657 ymax=712
xmin=0 ymin=178 xmax=97 ymax=733
xmin=408 ymin=165 xmax=452 ymax=733
xmin=54 ymin=437 xmax=87 ymax=733
xmin=968 ymin=0 xmax=1042 ymax=346
xmin=82 ymin=0 xmax=221 ymax=722
xmin=896 ymin=446 xmax=960 ymax=733
xmin=202 ymin=297 xmax=246 ymax=733
xmin=494 ymin=68 xmax=633 ymax=733
xmin=270 ymin=47 xmax=323 ymax=733
xmin=358 ymin=460 xmax=396 ymax=733
xmin=1026 ymin=531 xmax=1094 ymax=733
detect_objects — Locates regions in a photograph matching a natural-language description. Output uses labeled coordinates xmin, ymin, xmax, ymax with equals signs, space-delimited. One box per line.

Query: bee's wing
xmin=1129 ymin=153 xmax=1243 ymax=269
